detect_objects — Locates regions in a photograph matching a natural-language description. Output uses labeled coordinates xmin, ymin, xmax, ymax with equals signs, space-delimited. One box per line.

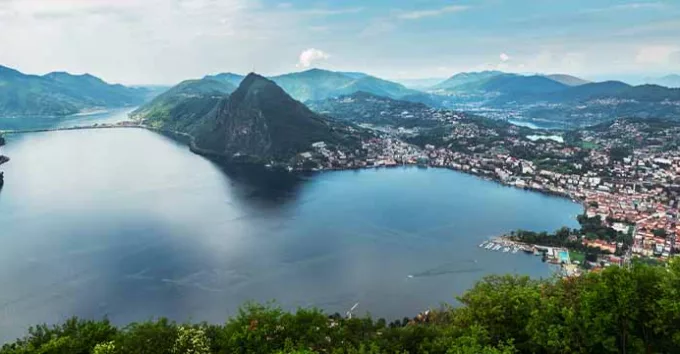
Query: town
xmin=295 ymin=102 xmax=680 ymax=273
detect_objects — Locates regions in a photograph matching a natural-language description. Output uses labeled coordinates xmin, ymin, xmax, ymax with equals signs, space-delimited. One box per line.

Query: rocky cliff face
xmin=191 ymin=73 xmax=345 ymax=161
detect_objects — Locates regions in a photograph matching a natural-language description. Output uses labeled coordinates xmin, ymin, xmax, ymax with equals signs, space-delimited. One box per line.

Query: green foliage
xmin=92 ymin=341 xmax=116 ymax=354
xmin=172 ymin=326 xmax=210 ymax=354
xmin=131 ymin=78 xmax=235 ymax=131
xmin=0 ymin=65 xmax=145 ymax=117
xmin=4 ymin=262 xmax=680 ymax=353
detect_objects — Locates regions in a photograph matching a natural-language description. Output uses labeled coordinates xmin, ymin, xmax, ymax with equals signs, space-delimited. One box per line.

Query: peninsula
xmin=132 ymin=75 xmax=680 ymax=271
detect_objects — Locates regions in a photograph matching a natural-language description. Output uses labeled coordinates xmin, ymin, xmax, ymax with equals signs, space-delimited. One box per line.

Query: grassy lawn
xmin=570 ymin=250 xmax=586 ymax=264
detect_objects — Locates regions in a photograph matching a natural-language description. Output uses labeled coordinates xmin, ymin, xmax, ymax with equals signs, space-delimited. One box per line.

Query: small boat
xmin=479 ymin=241 xmax=488 ymax=248
xmin=503 ymin=247 xmax=510 ymax=253
xmin=523 ymin=247 xmax=534 ymax=254
xmin=485 ymin=243 xmax=494 ymax=249
xmin=512 ymin=247 xmax=519 ymax=254
xmin=493 ymin=244 xmax=502 ymax=251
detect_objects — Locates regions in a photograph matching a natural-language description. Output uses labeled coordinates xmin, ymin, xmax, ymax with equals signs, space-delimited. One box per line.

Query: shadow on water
xmin=150 ymin=128 xmax=309 ymax=207
xmin=208 ymin=158 xmax=308 ymax=206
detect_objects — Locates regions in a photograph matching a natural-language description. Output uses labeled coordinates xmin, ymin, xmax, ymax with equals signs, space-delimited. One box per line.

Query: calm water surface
xmin=0 ymin=124 xmax=581 ymax=342
xmin=507 ymin=118 xmax=567 ymax=130
xmin=0 ymin=107 xmax=134 ymax=131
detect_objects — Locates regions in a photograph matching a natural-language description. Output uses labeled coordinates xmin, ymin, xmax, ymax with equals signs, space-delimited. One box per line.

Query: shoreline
xmin=2 ymin=122 xmax=587 ymax=209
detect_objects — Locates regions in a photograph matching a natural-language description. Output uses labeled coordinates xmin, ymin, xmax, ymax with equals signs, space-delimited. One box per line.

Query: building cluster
xmin=294 ymin=113 xmax=680 ymax=265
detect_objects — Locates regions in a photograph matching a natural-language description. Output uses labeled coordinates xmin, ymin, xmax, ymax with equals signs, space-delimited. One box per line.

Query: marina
xmin=478 ymin=236 xmax=575 ymax=271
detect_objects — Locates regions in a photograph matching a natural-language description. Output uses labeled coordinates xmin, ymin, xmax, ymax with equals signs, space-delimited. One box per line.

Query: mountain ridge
xmin=138 ymin=73 xmax=366 ymax=164
xmin=0 ymin=64 xmax=148 ymax=117
xmin=205 ymin=69 xmax=419 ymax=103
xmin=131 ymin=78 xmax=236 ymax=131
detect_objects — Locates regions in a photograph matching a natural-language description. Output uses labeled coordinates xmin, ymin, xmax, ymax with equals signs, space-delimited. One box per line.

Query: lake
xmin=507 ymin=118 xmax=567 ymax=130
xmin=0 ymin=107 xmax=135 ymax=131
xmin=0 ymin=122 xmax=582 ymax=343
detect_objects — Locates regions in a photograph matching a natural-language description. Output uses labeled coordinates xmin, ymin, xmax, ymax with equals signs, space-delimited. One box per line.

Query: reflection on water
xmin=0 ymin=128 xmax=582 ymax=343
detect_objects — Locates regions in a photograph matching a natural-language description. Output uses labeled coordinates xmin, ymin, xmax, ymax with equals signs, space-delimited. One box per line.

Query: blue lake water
xmin=507 ymin=118 xmax=566 ymax=130
xmin=0 ymin=107 xmax=134 ymax=131
xmin=0 ymin=113 xmax=582 ymax=343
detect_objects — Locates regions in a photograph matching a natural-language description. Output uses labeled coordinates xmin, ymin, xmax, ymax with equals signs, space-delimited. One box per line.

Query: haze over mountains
xmin=206 ymin=68 xmax=418 ymax=102
xmin=3 ymin=61 xmax=680 ymax=127
xmin=430 ymin=70 xmax=678 ymax=103
xmin=0 ymin=65 xmax=147 ymax=117
xmin=643 ymin=75 xmax=680 ymax=88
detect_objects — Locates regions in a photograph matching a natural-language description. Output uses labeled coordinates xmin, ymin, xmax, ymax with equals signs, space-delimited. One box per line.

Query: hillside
xmin=614 ymin=84 xmax=680 ymax=102
xmin=189 ymin=73 xmax=363 ymax=162
xmin=432 ymin=71 xmax=504 ymax=91
xmin=204 ymin=72 xmax=245 ymax=87
xmin=480 ymin=74 xmax=568 ymax=95
xmin=3 ymin=262 xmax=680 ymax=353
xmin=432 ymin=70 xmax=504 ymax=91
xmin=203 ymin=69 xmax=421 ymax=104
xmin=644 ymin=74 xmax=680 ymax=88
xmin=268 ymin=68 xmax=418 ymax=102
xmin=544 ymin=73 xmax=590 ymax=86
xmin=535 ymin=80 xmax=632 ymax=103
xmin=308 ymin=91 xmax=441 ymax=127
xmin=131 ymin=78 xmax=235 ymax=131
xmin=0 ymin=65 xmax=147 ymax=117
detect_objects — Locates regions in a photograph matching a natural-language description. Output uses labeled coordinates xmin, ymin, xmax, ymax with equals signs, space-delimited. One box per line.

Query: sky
xmin=0 ymin=0 xmax=679 ymax=85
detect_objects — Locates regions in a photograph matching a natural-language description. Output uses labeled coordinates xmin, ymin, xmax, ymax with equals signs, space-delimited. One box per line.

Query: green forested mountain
xmin=475 ymin=74 xmax=568 ymax=96
xmin=3 ymin=262 xmax=680 ymax=354
xmin=308 ymin=91 xmax=440 ymax=127
xmin=432 ymin=70 xmax=680 ymax=113
xmin=189 ymin=73 xmax=360 ymax=161
xmin=432 ymin=70 xmax=505 ymax=90
xmin=615 ymin=84 xmax=680 ymax=102
xmin=0 ymin=65 xmax=147 ymax=117
xmin=204 ymin=72 xmax=245 ymax=87
xmin=131 ymin=78 xmax=236 ymax=131
xmin=204 ymin=69 xmax=418 ymax=103
xmin=644 ymin=74 xmax=680 ymax=88
xmin=543 ymin=74 xmax=590 ymax=86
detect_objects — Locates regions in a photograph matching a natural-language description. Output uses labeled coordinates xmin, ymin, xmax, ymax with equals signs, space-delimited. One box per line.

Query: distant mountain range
xmin=432 ymin=71 xmax=588 ymax=93
xmin=643 ymin=74 xmax=680 ymax=88
xmin=205 ymin=68 xmax=419 ymax=103
xmin=135 ymin=73 xmax=366 ymax=163
xmin=544 ymin=74 xmax=590 ymax=87
xmin=0 ymin=65 xmax=148 ymax=117
xmin=430 ymin=71 xmax=680 ymax=105
xmin=432 ymin=71 xmax=506 ymax=91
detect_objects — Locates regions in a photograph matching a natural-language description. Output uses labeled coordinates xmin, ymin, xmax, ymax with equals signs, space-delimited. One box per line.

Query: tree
xmin=172 ymin=326 xmax=210 ymax=354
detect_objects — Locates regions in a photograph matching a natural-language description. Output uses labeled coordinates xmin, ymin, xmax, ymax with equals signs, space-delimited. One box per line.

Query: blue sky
xmin=0 ymin=0 xmax=678 ymax=84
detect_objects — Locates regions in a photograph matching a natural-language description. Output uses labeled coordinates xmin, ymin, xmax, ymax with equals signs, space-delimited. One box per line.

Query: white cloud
xmin=0 ymin=0 xmax=362 ymax=83
xmin=296 ymin=48 xmax=330 ymax=68
xmin=635 ymin=45 xmax=680 ymax=64
xmin=397 ymin=5 xmax=469 ymax=20
xmin=500 ymin=53 xmax=510 ymax=62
